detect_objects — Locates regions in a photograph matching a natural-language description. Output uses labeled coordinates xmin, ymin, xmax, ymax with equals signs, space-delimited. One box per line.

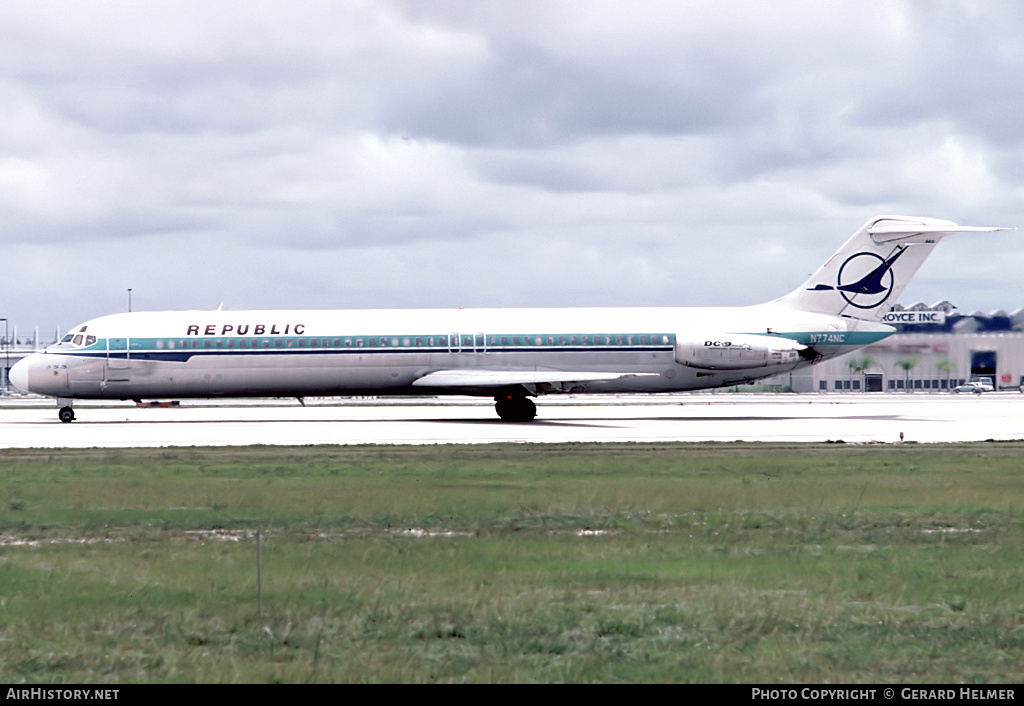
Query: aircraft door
xmin=447 ymin=333 xmax=487 ymax=353
xmin=106 ymin=337 xmax=131 ymax=382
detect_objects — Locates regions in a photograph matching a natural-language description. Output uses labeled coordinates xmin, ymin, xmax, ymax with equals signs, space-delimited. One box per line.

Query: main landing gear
xmin=494 ymin=393 xmax=537 ymax=423
xmin=58 ymin=406 xmax=76 ymax=423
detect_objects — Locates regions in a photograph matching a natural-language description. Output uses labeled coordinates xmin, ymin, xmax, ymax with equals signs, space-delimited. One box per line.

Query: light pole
xmin=128 ymin=288 xmax=132 ymax=312
xmin=0 ymin=318 xmax=8 ymax=392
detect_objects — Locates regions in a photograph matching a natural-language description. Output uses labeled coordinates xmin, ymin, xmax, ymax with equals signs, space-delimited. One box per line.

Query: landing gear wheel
xmin=495 ymin=395 xmax=537 ymax=423
xmin=58 ymin=406 xmax=76 ymax=423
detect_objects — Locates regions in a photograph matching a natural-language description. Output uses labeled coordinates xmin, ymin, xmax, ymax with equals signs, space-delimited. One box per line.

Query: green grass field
xmin=0 ymin=442 xmax=1021 ymax=683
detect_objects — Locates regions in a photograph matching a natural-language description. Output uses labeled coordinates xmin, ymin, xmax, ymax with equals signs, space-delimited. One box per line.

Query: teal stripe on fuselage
xmin=55 ymin=332 xmax=678 ymax=364
xmin=745 ymin=331 xmax=893 ymax=347
xmin=53 ymin=329 xmax=891 ymax=364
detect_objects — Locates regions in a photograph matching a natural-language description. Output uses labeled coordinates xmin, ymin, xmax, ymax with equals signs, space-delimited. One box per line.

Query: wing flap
xmin=412 ymin=369 xmax=656 ymax=388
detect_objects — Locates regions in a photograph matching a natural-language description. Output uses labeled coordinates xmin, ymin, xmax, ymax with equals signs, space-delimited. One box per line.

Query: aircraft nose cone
xmin=9 ymin=357 xmax=30 ymax=393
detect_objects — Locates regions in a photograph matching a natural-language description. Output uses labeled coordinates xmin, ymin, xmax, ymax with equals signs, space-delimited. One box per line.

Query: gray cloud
xmin=0 ymin=0 xmax=1020 ymax=337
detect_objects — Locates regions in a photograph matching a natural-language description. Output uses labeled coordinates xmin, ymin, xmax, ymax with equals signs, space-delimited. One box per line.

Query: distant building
xmin=778 ymin=303 xmax=1024 ymax=392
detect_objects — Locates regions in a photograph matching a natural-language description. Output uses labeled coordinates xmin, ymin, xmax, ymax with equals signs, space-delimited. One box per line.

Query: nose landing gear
xmin=58 ymin=406 xmax=76 ymax=423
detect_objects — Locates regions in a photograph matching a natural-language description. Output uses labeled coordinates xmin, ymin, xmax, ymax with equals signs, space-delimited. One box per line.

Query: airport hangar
xmin=772 ymin=303 xmax=1024 ymax=393
xmin=2 ymin=304 xmax=1024 ymax=396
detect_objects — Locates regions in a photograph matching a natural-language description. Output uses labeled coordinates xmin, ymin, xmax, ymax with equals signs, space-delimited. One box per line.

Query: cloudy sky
xmin=2 ymin=0 xmax=1022 ymax=339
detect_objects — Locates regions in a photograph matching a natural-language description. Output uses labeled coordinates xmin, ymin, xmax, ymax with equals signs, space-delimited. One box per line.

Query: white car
xmin=953 ymin=381 xmax=994 ymax=394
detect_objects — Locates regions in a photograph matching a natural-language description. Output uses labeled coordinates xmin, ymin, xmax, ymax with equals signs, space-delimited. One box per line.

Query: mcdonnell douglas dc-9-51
xmin=10 ymin=215 xmax=1008 ymax=423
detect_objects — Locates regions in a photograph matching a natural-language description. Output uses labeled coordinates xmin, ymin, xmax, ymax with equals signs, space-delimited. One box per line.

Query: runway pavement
xmin=1 ymin=392 xmax=1022 ymax=448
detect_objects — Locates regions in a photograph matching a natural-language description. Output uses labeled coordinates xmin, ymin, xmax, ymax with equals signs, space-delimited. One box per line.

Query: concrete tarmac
xmin=1 ymin=392 xmax=1022 ymax=448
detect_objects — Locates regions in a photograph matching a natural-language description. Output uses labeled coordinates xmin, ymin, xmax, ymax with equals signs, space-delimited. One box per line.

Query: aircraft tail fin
xmin=771 ymin=216 xmax=1008 ymax=320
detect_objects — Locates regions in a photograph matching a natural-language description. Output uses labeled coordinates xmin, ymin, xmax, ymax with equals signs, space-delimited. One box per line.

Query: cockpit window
xmin=58 ymin=331 xmax=97 ymax=348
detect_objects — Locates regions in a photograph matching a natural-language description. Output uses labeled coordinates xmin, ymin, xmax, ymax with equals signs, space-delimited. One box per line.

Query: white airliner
xmin=10 ymin=216 xmax=1008 ymax=423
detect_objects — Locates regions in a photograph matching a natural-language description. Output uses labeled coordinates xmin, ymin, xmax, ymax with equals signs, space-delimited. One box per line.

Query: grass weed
xmin=0 ymin=442 xmax=1021 ymax=682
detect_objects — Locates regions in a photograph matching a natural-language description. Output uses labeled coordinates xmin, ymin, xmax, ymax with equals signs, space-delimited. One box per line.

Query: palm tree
xmin=895 ymin=358 xmax=919 ymax=392
xmin=846 ymin=358 xmax=860 ymax=391
xmin=936 ymin=359 xmax=955 ymax=391
xmin=847 ymin=356 xmax=878 ymax=392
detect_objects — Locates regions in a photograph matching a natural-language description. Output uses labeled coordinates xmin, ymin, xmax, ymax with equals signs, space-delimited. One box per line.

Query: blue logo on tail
xmin=808 ymin=249 xmax=905 ymax=310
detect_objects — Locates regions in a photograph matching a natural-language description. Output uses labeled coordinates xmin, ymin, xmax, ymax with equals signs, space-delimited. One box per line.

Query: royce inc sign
xmin=881 ymin=310 xmax=947 ymax=325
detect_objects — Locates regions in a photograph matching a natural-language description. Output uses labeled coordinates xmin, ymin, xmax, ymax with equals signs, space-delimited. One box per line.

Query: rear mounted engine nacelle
xmin=674 ymin=334 xmax=806 ymax=370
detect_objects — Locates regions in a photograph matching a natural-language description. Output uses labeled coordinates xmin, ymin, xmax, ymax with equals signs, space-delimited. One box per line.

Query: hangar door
xmin=970 ymin=350 xmax=997 ymax=386
xmin=863 ymin=373 xmax=884 ymax=392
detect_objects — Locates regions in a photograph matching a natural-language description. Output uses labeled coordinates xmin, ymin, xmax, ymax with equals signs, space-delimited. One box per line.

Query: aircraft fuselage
xmin=12 ymin=216 xmax=1006 ymax=422
xmin=14 ymin=304 xmax=889 ymax=402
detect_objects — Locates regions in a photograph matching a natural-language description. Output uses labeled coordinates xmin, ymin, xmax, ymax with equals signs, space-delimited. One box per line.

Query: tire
xmin=495 ymin=396 xmax=537 ymax=423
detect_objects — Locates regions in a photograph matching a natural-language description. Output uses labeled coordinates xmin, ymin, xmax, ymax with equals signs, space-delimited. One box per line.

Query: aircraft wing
xmin=411 ymin=369 xmax=656 ymax=388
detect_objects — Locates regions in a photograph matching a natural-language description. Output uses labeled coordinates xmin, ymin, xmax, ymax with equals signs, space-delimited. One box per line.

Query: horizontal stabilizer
xmin=412 ymin=369 xmax=656 ymax=388
xmin=868 ymin=222 xmax=1008 ymax=244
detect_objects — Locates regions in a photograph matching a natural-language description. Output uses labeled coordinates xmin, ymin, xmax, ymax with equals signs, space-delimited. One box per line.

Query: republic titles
xmin=186 ymin=323 xmax=306 ymax=336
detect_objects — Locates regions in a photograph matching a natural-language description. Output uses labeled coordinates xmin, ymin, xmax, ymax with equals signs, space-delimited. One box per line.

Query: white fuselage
xmin=12 ymin=303 xmax=892 ymax=401
xmin=12 ymin=215 xmax=1004 ymax=423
